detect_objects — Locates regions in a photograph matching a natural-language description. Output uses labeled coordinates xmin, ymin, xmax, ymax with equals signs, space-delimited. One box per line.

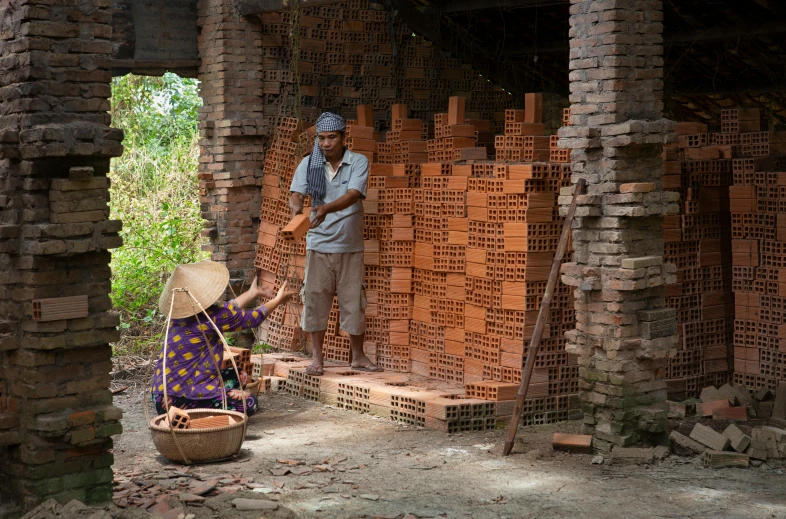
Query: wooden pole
xmin=502 ymin=178 xmax=585 ymax=456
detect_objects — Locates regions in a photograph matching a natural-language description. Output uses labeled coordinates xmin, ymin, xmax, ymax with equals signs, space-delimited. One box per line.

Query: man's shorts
xmin=301 ymin=251 xmax=366 ymax=335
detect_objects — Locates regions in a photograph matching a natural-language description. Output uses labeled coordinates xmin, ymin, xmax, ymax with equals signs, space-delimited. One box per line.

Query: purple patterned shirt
xmin=151 ymin=300 xmax=268 ymax=400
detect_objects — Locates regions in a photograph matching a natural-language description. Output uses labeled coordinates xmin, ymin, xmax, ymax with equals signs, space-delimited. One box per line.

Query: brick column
xmin=0 ymin=0 xmax=123 ymax=511
xmin=196 ymin=0 xmax=268 ymax=290
xmin=558 ymin=0 xmax=679 ymax=450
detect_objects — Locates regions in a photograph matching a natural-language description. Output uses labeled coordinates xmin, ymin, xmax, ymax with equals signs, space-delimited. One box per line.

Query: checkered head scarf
xmin=307 ymin=112 xmax=346 ymax=206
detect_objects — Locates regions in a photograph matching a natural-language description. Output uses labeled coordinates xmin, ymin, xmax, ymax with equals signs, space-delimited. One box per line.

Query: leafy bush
xmin=109 ymin=73 xmax=208 ymax=355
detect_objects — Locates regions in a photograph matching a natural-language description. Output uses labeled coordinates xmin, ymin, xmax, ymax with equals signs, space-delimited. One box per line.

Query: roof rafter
xmin=433 ymin=0 xmax=569 ymax=14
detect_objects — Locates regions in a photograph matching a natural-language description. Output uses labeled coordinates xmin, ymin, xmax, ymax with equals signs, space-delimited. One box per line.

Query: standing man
xmin=290 ymin=112 xmax=382 ymax=376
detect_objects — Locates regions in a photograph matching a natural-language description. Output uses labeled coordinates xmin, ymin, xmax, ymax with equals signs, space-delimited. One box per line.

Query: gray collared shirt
xmin=290 ymin=148 xmax=368 ymax=253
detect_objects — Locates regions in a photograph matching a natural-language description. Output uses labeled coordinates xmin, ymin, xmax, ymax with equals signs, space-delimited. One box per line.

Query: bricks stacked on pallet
xmin=661 ymin=121 xmax=736 ymax=400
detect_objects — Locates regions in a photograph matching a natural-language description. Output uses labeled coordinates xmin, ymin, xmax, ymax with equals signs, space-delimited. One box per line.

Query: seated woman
xmin=151 ymin=261 xmax=295 ymax=416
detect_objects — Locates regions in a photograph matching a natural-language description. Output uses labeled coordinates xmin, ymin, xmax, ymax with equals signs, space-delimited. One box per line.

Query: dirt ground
xmin=112 ymin=388 xmax=786 ymax=519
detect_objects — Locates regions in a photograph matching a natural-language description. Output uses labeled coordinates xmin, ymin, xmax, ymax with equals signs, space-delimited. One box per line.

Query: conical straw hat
xmin=158 ymin=261 xmax=229 ymax=319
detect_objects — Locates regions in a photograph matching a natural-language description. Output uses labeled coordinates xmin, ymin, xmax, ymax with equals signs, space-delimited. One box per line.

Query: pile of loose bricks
xmin=0 ymin=0 xmax=124 ymax=509
xmin=164 ymin=407 xmax=239 ymax=430
xmin=254 ymin=95 xmax=582 ymax=431
xmin=668 ymin=383 xmax=786 ymax=468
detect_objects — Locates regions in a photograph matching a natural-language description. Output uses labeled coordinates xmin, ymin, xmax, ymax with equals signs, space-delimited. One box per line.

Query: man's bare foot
xmin=351 ymin=353 xmax=383 ymax=372
xmin=306 ymin=364 xmax=324 ymax=376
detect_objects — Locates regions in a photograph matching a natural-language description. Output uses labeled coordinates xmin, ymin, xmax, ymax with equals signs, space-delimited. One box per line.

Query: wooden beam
xmin=237 ymin=0 xmax=341 ymax=15
xmin=391 ymin=0 xmax=560 ymax=94
xmin=668 ymin=21 xmax=786 ymax=45
xmin=671 ymin=77 xmax=786 ymax=95
xmin=107 ymin=59 xmax=201 ymax=68
xmin=107 ymin=59 xmax=201 ymax=78
xmin=437 ymin=0 xmax=568 ymax=14
xmin=503 ymin=21 xmax=786 ymax=56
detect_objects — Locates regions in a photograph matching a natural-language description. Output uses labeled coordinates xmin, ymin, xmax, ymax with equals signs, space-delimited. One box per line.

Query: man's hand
xmin=310 ymin=205 xmax=328 ymax=229
xmin=290 ymin=192 xmax=304 ymax=218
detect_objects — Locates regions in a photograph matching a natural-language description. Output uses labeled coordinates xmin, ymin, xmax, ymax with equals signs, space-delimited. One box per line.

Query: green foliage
xmin=109 ymin=73 xmax=208 ymax=355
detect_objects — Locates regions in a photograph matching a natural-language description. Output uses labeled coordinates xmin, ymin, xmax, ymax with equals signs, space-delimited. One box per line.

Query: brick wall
xmin=0 ymin=0 xmax=123 ymax=512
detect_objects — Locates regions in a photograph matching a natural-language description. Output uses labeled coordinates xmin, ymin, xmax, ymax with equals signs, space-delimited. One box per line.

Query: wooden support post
xmin=502 ymin=178 xmax=586 ymax=456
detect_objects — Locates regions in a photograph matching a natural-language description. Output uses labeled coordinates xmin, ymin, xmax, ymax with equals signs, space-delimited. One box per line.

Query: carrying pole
xmin=502 ymin=178 xmax=586 ymax=456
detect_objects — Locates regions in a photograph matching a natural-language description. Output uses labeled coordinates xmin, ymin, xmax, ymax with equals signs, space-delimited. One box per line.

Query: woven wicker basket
xmin=149 ymin=409 xmax=247 ymax=463
xmin=245 ymin=377 xmax=263 ymax=398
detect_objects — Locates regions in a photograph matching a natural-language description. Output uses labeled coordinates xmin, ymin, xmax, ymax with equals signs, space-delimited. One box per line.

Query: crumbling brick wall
xmin=0 ymin=0 xmax=123 ymax=512
xmin=558 ymin=0 xmax=679 ymax=450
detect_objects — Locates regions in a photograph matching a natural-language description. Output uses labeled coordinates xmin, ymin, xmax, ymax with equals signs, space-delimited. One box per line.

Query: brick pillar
xmin=196 ymin=0 xmax=267 ymax=289
xmin=558 ymin=0 xmax=680 ymax=450
xmin=0 ymin=0 xmax=123 ymax=512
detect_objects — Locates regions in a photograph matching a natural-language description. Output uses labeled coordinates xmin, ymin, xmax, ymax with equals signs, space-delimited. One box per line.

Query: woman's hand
xmin=261 ymin=280 xmax=298 ymax=314
xmin=275 ymin=280 xmax=297 ymax=303
xmin=250 ymin=275 xmax=275 ymax=300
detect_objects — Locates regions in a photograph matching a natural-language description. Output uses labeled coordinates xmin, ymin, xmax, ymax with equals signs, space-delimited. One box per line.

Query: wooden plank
xmin=238 ymin=0 xmax=340 ymax=15
xmin=703 ymin=450 xmax=750 ymax=469
xmin=552 ymin=433 xmax=592 ymax=454
xmin=723 ymin=424 xmax=751 ymax=453
xmin=690 ymin=423 xmax=730 ymax=451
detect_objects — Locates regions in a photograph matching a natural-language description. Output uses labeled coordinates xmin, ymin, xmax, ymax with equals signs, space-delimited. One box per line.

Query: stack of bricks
xmin=199 ymin=0 xmax=518 ymax=285
xmin=661 ymin=121 xmax=736 ymax=400
xmin=254 ymin=118 xmax=309 ymax=352
xmin=270 ymin=356 xmax=498 ymax=433
xmin=494 ymin=95 xmax=549 ymax=163
xmin=252 ymin=1 xmax=515 ymax=133
xmin=428 ymin=97 xmax=487 ymax=162
xmin=257 ymin=95 xmax=583 ymax=428
xmin=0 ymin=0 xmax=124 ymax=512
xmin=725 ymin=109 xmax=786 ymax=391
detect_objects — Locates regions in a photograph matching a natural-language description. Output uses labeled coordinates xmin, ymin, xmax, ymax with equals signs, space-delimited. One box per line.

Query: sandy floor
xmin=112 ymin=389 xmax=786 ymax=519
